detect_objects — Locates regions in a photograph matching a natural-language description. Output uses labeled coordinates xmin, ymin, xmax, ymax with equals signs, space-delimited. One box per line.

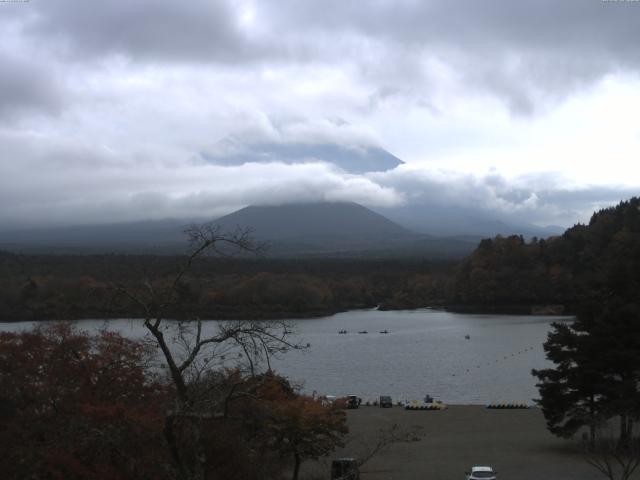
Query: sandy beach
xmin=305 ymin=405 xmax=632 ymax=480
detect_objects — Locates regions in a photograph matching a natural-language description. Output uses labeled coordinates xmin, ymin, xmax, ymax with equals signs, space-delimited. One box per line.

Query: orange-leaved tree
xmin=230 ymin=372 xmax=348 ymax=480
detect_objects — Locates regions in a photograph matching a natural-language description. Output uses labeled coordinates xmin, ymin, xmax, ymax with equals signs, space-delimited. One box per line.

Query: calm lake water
xmin=0 ymin=309 xmax=571 ymax=405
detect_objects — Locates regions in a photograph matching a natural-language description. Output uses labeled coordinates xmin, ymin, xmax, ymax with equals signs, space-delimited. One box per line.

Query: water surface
xmin=0 ymin=308 xmax=570 ymax=405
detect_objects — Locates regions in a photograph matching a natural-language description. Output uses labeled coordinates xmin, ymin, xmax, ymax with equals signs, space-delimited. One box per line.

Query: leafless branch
xmin=347 ymin=423 xmax=424 ymax=469
xmin=584 ymin=430 xmax=640 ymax=480
xmin=104 ymin=223 xmax=297 ymax=480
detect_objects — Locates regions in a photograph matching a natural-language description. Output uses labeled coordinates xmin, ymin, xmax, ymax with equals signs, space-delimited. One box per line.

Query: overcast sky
xmin=1 ymin=0 xmax=639 ymax=229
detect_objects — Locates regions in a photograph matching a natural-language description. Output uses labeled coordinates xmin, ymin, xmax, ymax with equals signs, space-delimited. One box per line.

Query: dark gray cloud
xmin=0 ymin=0 xmax=638 ymax=231
xmin=0 ymin=51 xmax=63 ymax=117
xmin=22 ymin=0 xmax=262 ymax=63
xmin=258 ymin=0 xmax=640 ymax=113
xmin=8 ymin=1 xmax=640 ymax=102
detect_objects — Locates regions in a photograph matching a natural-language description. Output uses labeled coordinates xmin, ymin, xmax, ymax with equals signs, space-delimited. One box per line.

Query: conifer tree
xmin=534 ymin=299 xmax=640 ymax=445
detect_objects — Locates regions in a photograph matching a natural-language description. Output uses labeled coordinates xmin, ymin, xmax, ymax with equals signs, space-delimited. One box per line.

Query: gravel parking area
xmin=303 ymin=405 xmax=630 ymax=480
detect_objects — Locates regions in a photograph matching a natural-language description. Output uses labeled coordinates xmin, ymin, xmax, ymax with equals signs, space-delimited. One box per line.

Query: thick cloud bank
xmin=0 ymin=0 xmax=638 ymax=230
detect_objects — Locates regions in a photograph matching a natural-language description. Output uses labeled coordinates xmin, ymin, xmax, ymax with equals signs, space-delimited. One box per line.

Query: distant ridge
xmin=0 ymin=202 xmax=478 ymax=258
xmin=0 ymin=219 xmax=191 ymax=254
xmin=376 ymin=204 xmax=563 ymax=238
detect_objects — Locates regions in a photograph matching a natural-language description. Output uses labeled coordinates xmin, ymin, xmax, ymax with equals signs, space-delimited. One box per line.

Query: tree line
xmin=0 ymin=253 xmax=453 ymax=321
xmin=451 ymin=197 xmax=640 ymax=313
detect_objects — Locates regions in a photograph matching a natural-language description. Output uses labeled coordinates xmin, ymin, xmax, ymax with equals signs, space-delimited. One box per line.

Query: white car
xmin=466 ymin=466 xmax=497 ymax=480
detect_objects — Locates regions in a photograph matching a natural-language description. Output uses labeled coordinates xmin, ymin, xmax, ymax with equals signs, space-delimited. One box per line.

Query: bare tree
xmin=303 ymin=423 xmax=423 ymax=479
xmin=112 ymin=224 xmax=300 ymax=480
xmin=584 ymin=426 xmax=640 ymax=480
xmin=352 ymin=423 xmax=423 ymax=469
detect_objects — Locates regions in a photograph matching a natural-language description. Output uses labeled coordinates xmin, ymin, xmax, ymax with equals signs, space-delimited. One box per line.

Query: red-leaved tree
xmin=0 ymin=323 xmax=167 ymax=480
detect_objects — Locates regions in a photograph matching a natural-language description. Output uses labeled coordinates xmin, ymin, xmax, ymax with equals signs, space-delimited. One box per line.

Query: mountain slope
xmin=450 ymin=197 xmax=640 ymax=311
xmin=201 ymin=140 xmax=403 ymax=174
xmin=0 ymin=202 xmax=477 ymax=258
xmin=376 ymin=204 xmax=562 ymax=238
xmin=212 ymin=202 xmax=477 ymax=258
xmin=214 ymin=202 xmax=412 ymax=240
xmin=0 ymin=219 xmax=192 ymax=253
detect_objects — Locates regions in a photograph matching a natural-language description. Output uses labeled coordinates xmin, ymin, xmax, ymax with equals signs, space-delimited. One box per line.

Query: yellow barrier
xmin=486 ymin=403 xmax=530 ymax=409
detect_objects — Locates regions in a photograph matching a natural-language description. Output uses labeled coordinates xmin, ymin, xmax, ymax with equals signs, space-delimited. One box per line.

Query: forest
xmin=0 ymin=323 xmax=348 ymax=480
xmin=0 ymin=254 xmax=453 ymax=321
xmin=0 ymin=197 xmax=639 ymax=321
xmin=529 ymin=198 xmax=640 ymax=475
xmin=450 ymin=197 xmax=640 ymax=313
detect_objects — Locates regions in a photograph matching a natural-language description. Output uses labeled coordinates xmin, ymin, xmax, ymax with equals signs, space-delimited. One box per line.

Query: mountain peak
xmin=214 ymin=202 xmax=412 ymax=240
xmin=201 ymin=140 xmax=403 ymax=174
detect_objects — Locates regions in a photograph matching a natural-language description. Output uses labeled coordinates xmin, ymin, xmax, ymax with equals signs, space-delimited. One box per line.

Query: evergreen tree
xmin=533 ymin=320 xmax=604 ymax=444
xmin=582 ymin=301 xmax=640 ymax=445
xmin=534 ymin=299 xmax=640 ymax=445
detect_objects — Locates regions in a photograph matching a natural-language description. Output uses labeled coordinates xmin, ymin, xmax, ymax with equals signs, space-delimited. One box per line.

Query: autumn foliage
xmin=0 ymin=324 xmax=167 ymax=479
xmin=0 ymin=325 xmax=347 ymax=480
xmin=228 ymin=372 xmax=348 ymax=480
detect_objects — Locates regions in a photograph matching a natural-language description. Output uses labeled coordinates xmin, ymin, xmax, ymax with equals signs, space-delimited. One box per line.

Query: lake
xmin=0 ymin=308 xmax=571 ymax=405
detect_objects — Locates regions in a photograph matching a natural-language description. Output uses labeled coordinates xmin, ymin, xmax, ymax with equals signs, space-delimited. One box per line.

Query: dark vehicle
xmin=331 ymin=458 xmax=360 ymax=479
xmin=379 ymin=395 xmax=393 ymax=408
xmin=346 ymin=395 xmax=361 ymax=409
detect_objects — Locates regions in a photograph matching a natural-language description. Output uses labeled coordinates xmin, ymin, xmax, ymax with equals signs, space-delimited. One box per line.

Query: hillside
xmin=201 ymin=139 xmax=404 ymax=174
xmin=214 ymin=202 xmax=411 ymax=240
xmin=376 ymin=204 xmax=562 ymax=238
xmin=0 ymin=202 xmax=477 ymax=259
xmin=0 ymin=219 xmax=191 ymax=254
xmin=449 ymin=197 xmax=640 ymax=312
xmin=213 ymin=202 xmax=477 ymax=258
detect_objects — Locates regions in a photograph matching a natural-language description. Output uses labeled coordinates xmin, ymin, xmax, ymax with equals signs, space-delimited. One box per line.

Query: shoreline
xmin=0 ymin=303 xmax=572 ymax=323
